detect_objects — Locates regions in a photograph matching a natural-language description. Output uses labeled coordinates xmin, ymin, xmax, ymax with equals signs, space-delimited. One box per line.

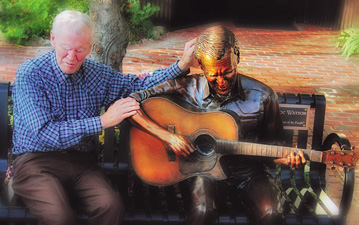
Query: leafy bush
xmin=121 ymin=0 xmax=160 ymax=43
xmin=331 ymin=28 xmax=359 ymax=60
xmin=0 ymin=0 xmax=89 ymax=45
xmin=1 ymin=0 xmax=160 ymax=45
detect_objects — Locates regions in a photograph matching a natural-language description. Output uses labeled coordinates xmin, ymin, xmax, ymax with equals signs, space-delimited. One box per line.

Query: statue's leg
xmin=236 ymin=173 xmax=283 ymax=225
xmin=180 ymin=176 xmax=217 ymax=225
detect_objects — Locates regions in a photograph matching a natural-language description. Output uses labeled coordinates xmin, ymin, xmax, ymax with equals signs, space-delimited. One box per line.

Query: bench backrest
xmin=277 ymin=93 xmax=326 ymax=150
xmin=0 ymin=82 xmax=327 ymax=168
xmin=0 ymin=82 xmax=11 ymax=177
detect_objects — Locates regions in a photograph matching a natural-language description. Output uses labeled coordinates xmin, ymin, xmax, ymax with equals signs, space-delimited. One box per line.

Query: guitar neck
xmin=216 ymin=139 xmax=323 ymax=163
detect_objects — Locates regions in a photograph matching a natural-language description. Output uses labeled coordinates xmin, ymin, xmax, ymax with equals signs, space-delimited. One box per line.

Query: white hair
xmin=52 ymin=10 xmax=95 ymax=44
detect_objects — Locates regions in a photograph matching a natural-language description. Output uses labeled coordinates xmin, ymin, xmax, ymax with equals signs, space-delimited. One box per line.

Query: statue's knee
xmin=194 ymin=201 xmax=212 ymax=216
xmin=187 ymin=199 xmax=215 ymax=225
xmin=186 ymin=176 xmax=216 ymax=225
xmin=259 ymin=203 xmax=274 ymax=218
xmin=253 ymin=203 xmax=282 ymax=225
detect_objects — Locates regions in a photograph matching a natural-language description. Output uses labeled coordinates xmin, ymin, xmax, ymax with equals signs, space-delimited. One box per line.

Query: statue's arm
xmin=128 ymin=107 xmax=194 ymax=157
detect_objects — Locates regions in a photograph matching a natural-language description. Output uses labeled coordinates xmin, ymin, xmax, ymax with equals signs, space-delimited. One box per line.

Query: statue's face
xmin=201 ymin=50 xmax=238 ymax=96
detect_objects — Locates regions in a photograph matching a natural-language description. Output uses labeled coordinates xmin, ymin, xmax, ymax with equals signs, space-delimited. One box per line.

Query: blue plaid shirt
xmin=12 ymin=50 xmax=183 ymax=155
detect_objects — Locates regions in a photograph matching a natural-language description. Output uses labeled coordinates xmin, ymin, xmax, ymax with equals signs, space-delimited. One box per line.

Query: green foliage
xmin=121 ymin=0 xmax=160 ymax=43
xmin=331 ymin=28 xmax=359 ymax=60
xmin=8 ymin=97 xmax=13 ymax=126
xmin=1 ymin=0 xmax=160 ymax=45
xmin=0 ymin=0 xmax=89 ymax=45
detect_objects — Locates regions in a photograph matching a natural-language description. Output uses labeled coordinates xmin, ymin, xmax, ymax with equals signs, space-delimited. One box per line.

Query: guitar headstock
xmin=322 ymin=148 xmax=358 ymax=169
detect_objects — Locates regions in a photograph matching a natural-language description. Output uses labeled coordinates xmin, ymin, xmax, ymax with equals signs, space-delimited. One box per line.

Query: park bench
xmin=0 ymin=81 xmax=355 ymax=225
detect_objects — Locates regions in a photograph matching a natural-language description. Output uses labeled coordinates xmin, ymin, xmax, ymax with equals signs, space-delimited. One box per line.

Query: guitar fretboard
xmin=216 ymin=139 xmax=323 ymax=163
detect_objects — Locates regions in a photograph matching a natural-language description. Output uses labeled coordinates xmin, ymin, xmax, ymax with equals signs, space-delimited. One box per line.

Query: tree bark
xmin=89 ymin=0 xmax=129 ymax=72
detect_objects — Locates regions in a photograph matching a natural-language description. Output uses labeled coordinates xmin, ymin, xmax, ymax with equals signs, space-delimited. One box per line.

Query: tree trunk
xmin=89 ymin=0 xmax=129 ymax=72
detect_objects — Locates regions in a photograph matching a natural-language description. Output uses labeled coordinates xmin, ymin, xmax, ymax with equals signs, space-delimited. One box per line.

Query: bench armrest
xmin=321 ymin=132 xmax=355 ymax=217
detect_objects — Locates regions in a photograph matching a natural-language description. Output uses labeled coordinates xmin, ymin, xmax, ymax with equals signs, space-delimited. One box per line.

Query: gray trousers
xmin=12 ymin=151 xmax=124 ymax=225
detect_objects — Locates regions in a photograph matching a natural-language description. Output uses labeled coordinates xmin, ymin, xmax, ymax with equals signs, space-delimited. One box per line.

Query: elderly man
xmin=11 ymin=10 xmax=196 ymax=225
xmin=130 ymin=25 xmax=306 ymax=225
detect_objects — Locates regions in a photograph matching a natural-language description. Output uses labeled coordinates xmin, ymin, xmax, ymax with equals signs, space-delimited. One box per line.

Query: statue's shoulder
xmin=238 ymin=73 xmax=275 ymax=96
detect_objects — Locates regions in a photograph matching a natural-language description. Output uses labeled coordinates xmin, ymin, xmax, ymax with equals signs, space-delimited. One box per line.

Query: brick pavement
xmin=0 ymin=23 xmax=358 ymax=224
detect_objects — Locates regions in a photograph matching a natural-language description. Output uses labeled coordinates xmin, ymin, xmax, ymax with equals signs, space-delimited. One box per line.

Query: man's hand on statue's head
xmin=274 ymin=150 xmax=307 ymax=168
xmin=178 ymin=38 xmax=198 ymax=72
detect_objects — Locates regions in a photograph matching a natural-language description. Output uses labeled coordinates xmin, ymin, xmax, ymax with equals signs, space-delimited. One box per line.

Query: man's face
xmin=201 ymin=50 xmax=238 ymax=96
xmin=51 ymin=26 xmax=93 ymax=74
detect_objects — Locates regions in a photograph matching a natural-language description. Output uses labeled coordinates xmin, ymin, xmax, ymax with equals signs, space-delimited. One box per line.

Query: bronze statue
xmin=129 ymin=25 xmax=306 ymax=225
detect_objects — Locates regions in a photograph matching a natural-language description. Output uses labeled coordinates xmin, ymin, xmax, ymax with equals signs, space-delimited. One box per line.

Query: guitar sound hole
xmin=194 ymin=134 xmax=216 ymax=156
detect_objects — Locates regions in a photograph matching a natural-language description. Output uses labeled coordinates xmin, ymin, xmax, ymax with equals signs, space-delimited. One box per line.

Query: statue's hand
xmin=165 ymin=133 xmax=195 ymax=157
xmin=274 ymin=150 xmax=307 ymax=168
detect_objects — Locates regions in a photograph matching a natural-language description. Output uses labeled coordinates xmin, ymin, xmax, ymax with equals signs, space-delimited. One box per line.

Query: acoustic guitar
xmin=130 ymin=96 xmax=357 ymax=186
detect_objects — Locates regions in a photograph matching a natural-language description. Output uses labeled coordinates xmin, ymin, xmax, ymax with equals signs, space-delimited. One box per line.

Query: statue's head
xmin=194 ymin=26 xmax=240 ymax=96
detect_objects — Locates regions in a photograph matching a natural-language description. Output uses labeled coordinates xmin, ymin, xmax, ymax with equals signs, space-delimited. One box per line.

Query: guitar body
xmin=130 ymin=96 xmax=239 ymax=186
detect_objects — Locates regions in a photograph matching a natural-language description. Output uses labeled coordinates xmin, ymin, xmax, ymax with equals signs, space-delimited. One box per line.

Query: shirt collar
xmin=51 ymin=50 xmax=84 ymax=85
xmin=202 ymin=74 xmax=246 ymax=101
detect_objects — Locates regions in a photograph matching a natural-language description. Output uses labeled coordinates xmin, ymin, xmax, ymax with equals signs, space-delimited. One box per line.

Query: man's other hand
xmin=178 ymin=38 xmax=198 ymax=72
